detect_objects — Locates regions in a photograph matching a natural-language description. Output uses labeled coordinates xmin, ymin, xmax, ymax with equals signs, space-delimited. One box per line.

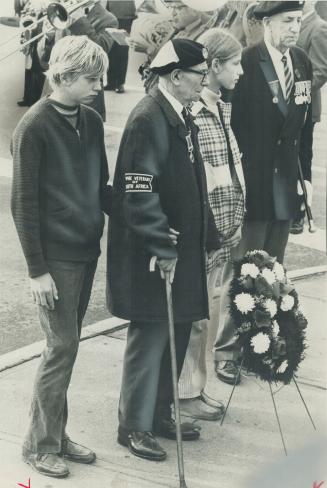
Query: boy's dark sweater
xmin=11 ymin=97 xmax=111 ymax=278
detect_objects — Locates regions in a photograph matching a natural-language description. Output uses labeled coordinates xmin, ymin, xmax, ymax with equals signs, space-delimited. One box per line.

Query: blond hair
xmin=47 ymin=35 xmax=108 ymax=88
xmin=198 ymin=28 xmax=242 ymax=66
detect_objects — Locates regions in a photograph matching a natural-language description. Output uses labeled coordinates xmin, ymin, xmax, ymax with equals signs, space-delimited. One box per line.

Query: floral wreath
xmin=229 ymin=250 xmax=307 ymax=384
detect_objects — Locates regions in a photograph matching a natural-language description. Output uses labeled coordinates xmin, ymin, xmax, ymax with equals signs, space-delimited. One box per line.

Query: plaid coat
xmin=193 ymin=97 xmax=246 ymax=273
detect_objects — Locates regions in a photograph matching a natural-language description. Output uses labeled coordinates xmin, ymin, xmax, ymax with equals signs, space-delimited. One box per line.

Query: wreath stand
xmin=220 ymin=357 xmax=317 ymax=456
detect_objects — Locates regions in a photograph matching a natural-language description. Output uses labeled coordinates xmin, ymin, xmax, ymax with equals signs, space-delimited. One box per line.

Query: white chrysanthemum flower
xmin=264 ymin=298 xmax=277 ymax=318
xmin=273 ymin=261 xmax=285 ymax=281
xmin=234 ymin=293 xmax=255 ymax=314
xmin=280 ymin=295 xmax=295 ymax=311
xmin=241 ymin=263 xmax=260 ymax=278
xmin=261 ymin=268 xmax=276 ymax=285
xmin=272 ymin=320 xmax=280 ymax=336
xmin=247 ymin=250 xmax=264 ymax=256
xmin=250 ymin=332 xmax=270 ymax=354
xmin=277 ymin=360 xmax=288 ymax=374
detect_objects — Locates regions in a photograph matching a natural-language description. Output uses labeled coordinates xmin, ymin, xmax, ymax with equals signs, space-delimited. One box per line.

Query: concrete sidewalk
xmin=0 ymin=274 xmax=326 ymax=488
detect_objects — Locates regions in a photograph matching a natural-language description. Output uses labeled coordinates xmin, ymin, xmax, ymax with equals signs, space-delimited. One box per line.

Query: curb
xmin=0 ymin=316 xmax=128 ymax=373
xmin=0 ymin=265 xmax=326 ymax=375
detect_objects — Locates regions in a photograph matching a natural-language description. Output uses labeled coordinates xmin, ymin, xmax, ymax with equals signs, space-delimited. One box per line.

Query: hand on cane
xmin=157 ymin=258 xmax=177 ymax=284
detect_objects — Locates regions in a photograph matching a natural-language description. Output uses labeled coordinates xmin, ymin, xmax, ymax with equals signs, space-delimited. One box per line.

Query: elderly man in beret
xmin=213 ymin=1 xmax=314 ymax=385
xmin=107 ymin=38 xmax=222 ymax=461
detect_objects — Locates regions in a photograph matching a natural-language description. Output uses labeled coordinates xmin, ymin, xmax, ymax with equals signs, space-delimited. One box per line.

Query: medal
xmin=269 ymin=80 xmax=279 ymax=104
xmin=186 ymin=132 xmax=194 ymax=163
xmin=294 ymin=80 xmax=311 ymax=105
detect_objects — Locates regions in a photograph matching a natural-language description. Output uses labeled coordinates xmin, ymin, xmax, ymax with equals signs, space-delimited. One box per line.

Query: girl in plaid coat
xmin=179 ymin=28 xmax=245 ymax=420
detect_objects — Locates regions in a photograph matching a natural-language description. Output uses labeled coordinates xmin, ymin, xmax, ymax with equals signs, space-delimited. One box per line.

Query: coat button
xmin=294 ymin=139 xmax=298 ymax=146
xmin=277 ymin=139 xmax=282 ymax=145
xmin=275 ymin=168 xmax=278 ymax=174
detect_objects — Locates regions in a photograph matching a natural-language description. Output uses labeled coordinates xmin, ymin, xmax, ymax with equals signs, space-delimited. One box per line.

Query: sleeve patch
xmin=125 ymin=173 xmax=153 ymax=192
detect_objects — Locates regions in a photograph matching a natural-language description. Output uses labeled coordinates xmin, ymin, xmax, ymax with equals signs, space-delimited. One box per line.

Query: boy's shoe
xmin=22 ymin=450 xmax=69 ymax=478
xmin=61 ymin=438 xmax=96 ymax=464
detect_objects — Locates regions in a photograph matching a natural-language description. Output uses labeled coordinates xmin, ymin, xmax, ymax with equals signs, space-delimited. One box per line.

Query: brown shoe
xmin=180 ymin=396 xmax=223 ymax=421
xmin=215 ymin=360 xmax=241 ymax=385
xmin=22 ymin=450 xmax=69 ymax=478
xmin=61 ymin=438 xmax=96 ymax=464
xmin=200 ymin=391 xmax=225 ymax=413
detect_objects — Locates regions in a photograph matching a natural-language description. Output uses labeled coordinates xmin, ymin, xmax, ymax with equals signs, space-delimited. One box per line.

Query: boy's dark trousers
xmin=23 ymin=259 xmax=97 ymax=454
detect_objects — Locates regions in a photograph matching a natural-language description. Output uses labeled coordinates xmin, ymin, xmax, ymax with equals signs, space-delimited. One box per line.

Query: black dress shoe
xmin=290 ymin=218 xmax=304 ymax=235
xmin=115 ymin=84 xmax=125 ymax=93
xmin=17 ymin=99 xmax=30 ymax=107
xmin=153 ymin=418 xmax=200 ymax=441
xmin=117 ymin=428 xmax=166 ymax=461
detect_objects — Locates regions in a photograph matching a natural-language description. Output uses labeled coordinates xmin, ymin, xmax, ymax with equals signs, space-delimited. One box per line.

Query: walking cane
xmin=298 ymin=159 xmax=316 ymax=233
xmin=165 ymin=273 xmax=189 ymax=488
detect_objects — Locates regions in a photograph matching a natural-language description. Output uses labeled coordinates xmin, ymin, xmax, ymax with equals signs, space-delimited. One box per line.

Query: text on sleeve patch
xmin=125 ymin=173 xmax=154 ymax=192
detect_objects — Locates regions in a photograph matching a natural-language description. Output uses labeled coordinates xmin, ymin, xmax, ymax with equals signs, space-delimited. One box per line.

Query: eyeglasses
xmin=183 ymin=69 xmax=209 ymax=83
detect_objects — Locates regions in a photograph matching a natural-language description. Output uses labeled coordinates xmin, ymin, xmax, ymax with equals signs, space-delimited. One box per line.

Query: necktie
xmin=281 ymin=55 xmax=293 ymax=103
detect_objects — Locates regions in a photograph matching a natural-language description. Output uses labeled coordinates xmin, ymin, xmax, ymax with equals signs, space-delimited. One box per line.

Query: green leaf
xmin=254 ymin=275 xmax=273 ymax=297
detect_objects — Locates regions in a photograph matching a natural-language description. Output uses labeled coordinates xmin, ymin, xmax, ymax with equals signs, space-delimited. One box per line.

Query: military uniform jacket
xmin=298 ymin=11 xmax=327 ymax=123
xmin=231 ymin=41 xmax=313 ymax=221
xmin=107 ymin=87 xmax=221 ymax=323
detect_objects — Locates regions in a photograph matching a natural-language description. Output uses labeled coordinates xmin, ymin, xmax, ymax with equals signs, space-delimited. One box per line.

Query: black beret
xmin=150 ymin=38 xmax=208 ymax=75
xmin=253 ymin=1 xmax=305 ymax=19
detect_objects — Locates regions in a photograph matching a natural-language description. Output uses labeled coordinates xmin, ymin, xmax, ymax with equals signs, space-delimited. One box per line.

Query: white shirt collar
xmin=198 ymin=87 xmax=221 ymax=117
xmin=264 ymin=37 xmax=293 ymax=99
xmin=264 ymin=37 xmax=291 ymax=65
xmin=158 ymin=83 xmax=185 ymax=123
xmin=201 ymin=87 xmax=221 ymax=105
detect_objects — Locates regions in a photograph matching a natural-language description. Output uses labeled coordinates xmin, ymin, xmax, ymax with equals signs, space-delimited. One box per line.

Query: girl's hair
xmin=198 ymin=28 xmax=242 ymax=66
xmin=47 ymin=35 xmax=108 ymax=88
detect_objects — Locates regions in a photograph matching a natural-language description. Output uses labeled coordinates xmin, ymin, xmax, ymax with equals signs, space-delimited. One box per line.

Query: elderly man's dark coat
xmin=231 ymin=41 xmax=313 ymax=221
xmin=107 ymin=87 xmax=220 ymax=323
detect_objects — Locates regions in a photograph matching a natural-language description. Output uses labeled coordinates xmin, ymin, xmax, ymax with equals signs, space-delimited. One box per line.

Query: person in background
xmin=37 ymin=0 xmax=118 ymax=120
xmin=16 ymin=0 xmax=47 ymax=107
xmin=290 ymin=0 xmax=327 ymax=234
xmin=178 ymin=28 xmax=245 ymax=421
xmin=105 ymin=0 xmax=136 ymax=93
xmin=213 ymin=1 xmax=313 ymax=385
xmin=11 ymin=36 xmax=111 ymax=478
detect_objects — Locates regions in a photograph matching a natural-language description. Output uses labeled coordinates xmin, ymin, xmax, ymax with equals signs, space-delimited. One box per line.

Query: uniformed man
xmin=213 ymin=1 xmax=314 ymax=385
xmin=107 ymin=38 xmax=221 ymax=461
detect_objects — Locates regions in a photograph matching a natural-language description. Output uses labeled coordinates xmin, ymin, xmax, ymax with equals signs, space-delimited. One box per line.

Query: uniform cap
xmin=253 ymin=1 xmax=305 ymax=19
xmin=150 ymin=38 xmax=208 ymax=75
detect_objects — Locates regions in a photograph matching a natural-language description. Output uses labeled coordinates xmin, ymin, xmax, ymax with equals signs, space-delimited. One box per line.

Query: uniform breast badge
xmin=294 ymin=80 xmax=311 ymax=105
xmin=268 ymin=80 xmax=279 ymax=104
